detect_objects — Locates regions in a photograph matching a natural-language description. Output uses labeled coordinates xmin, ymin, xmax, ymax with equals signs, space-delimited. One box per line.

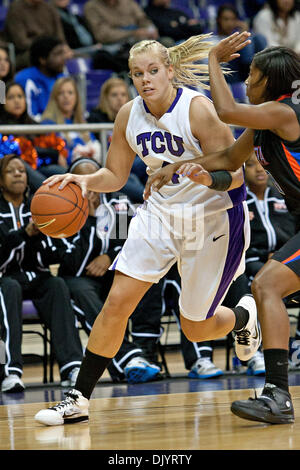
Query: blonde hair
xmin=42 ymin=76 xmax=90 ymax=143
xmin=129 ymin=34 xmax=215 ymax=90
xmin=98 ymin=77 xmax=131 ymax=121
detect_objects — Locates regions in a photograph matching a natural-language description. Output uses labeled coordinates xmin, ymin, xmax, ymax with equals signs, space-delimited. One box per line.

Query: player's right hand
xmin=143 ymin=163 xmax=179 ymax=200
xmin=176 ymin=163 xmax=213 ymax=186
xmin=43 ymin=173 xmax=89 ymax=198
xmin=209 ymin=31 xmax=251 ymax=63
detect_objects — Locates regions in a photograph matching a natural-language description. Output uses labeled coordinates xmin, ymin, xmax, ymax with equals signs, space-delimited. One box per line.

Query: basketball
xmin=30 ymin=182 xmax=89 ymax=238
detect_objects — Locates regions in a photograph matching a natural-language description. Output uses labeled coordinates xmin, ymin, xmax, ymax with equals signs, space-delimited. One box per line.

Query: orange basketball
xmin=30 ymin=182 xmax=89 ymax=238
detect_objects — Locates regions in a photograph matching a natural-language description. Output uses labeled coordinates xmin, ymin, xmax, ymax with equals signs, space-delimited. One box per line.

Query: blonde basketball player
xmin=35 ymin=35 xmax=260 ymax=426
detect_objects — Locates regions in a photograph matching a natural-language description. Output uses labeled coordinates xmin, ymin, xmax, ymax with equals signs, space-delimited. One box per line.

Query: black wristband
xmin=208 ymin=170 xmax=232 ymax=191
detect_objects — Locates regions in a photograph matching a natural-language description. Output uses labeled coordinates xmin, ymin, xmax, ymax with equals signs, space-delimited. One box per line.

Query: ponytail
xmin=129 ymin=34 xmax=216 ymax=90
xmin=168 ymin=33 xmax=213 ymax=89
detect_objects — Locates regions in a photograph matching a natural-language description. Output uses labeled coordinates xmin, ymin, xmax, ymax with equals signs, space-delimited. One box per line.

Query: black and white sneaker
xmin=231 ymin=383 xmax=294 ymax=424
xmin=35 ymin=389 xmax=89 ymax=426
xmin=234 ymin=294 xmax=261 ymax=361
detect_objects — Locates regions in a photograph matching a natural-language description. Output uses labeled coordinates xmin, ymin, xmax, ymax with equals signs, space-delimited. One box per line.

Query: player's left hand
xmin=176 ymin=163 xmax=213 ymax=186
xmin=209 ymin=31 xmax=251 ymax=63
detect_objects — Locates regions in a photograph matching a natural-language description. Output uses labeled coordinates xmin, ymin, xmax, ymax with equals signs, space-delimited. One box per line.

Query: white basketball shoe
xmin=35 ymin=389 xmax=89 ymax=426
xmin=234 ymin=294 xmax=262 ymax=361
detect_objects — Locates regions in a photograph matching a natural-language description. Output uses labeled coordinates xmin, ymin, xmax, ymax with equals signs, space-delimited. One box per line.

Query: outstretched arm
xmin=208 ymin=32 xmax=297 ymax=131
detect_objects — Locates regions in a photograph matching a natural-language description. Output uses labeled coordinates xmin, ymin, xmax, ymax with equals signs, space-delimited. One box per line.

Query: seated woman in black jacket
xmin=0 ymin=153 xmax=83 ymax=392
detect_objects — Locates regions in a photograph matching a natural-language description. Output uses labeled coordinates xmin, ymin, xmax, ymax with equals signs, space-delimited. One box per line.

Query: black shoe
xmin=231 ymin=383 xmax=294 ymax=424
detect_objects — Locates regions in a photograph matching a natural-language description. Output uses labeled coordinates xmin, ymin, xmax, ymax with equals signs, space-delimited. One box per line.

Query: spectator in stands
xmin=144 ymin=0 xmax=204 ymax=44
xmin=14 ymin=36 xmax=68 ymax=122
xmin=52 ymin=0 xmax=98 ymax=52
xmin=0 ymin=82 xmax=68 ymax=191
xmin=4 ymin=0 xmax=72 ymax=70
xmin=84 ymin=0 xmax=159 ymax=72
xmin=39 ymin=157 xmax=162 ymax=384
xmin=88 ymin=77 xmax=131 ymax=125
xmin=41 ymin=77 xmax=101 ymax=165
xmin=0 ymin=153 xmax=83 ymax=393
xmin=88 ymin=77 xmax=145 ymax=202
xmin=0 ymin=45 xmax=13 ymax=84
xmin=214 ymin=4 xmax=267 ymax=84
xmin=253 ymin=0 xmax=300 ymax=53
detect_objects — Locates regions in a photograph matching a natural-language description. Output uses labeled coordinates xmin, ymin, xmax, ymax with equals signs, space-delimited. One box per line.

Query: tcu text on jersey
xmin=136 ymin=131 xmax=185 ymax=157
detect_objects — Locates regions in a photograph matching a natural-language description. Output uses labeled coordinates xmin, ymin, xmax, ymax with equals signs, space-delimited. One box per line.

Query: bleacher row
xmin=0 ymin=0 xmax=254 ymax=118
xmin=66 ymin=0 xmax=255 ymax=27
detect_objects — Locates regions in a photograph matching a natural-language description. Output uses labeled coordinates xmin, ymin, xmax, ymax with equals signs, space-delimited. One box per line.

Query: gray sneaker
xmin=1 ymin=374 xmax=25 ymax=393
xmin=231 ymin=383 xmax=294 ymax=424
xmin=60 ymin=367 xmax=80 ymax=387
xmin=188 ymin=358 xmax=223 ymax=379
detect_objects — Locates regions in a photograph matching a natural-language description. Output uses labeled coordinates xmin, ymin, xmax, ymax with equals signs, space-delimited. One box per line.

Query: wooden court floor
xmin=1 ymin=386 xmax=300 ymax=451
xmin=1 ymin=344 xmax=300 ymax=452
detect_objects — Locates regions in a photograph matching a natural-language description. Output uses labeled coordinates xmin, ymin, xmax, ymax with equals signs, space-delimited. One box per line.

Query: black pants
xmin=0 ymin=275 xmax=83 ymax=381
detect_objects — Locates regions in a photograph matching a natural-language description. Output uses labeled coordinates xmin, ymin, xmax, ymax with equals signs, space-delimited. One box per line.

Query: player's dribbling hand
xmin=43 ymin=173 xmax=89 ymax=198
xmin=176 ymin=163 xmax=213 ymax=186
xmin=209 ymin=31 xmax=251 ymax=63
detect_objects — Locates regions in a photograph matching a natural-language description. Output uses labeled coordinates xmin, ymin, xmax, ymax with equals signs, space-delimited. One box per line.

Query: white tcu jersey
xmin=126 ymin=86 xmax=246 ymax=216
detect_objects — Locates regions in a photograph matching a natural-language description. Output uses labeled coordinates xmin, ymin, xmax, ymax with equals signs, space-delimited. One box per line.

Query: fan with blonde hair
xmin=42 ymin=77 xmax=90 ymax=144
xmin=97 ymin=77 xmax=131 ymax=122
xmin=42 ymin=77 xmax=102 ymax=163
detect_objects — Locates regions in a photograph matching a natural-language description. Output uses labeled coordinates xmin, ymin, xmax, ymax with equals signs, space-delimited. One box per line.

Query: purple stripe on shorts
xmin=110 ymin=251 xmax=121 ymax=271
xmin=228 ymin=182 xmax=247 ymax=206
xmin=206 ymin=203 xmax=245 ymax=319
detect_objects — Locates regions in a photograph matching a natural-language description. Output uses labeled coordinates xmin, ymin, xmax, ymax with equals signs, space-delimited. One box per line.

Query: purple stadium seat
xmin=66 ymin=57 xmax=92 ymax=75
xmin=22 ymin=300 xmax=53 ymax=383
xmin=0 ymin=6 xmax=7 ymax=30
xmin=170 ymin=0 xmax=198 ymax=18
xmin=85 ymin=69 xmax=114 ymax=112
xmin=230 ymin=81 xmax=247 ymax=103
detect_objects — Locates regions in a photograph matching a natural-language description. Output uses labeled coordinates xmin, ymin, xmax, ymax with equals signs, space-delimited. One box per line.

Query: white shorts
xmin=111 ymin=200 xmax=250 ymax=321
